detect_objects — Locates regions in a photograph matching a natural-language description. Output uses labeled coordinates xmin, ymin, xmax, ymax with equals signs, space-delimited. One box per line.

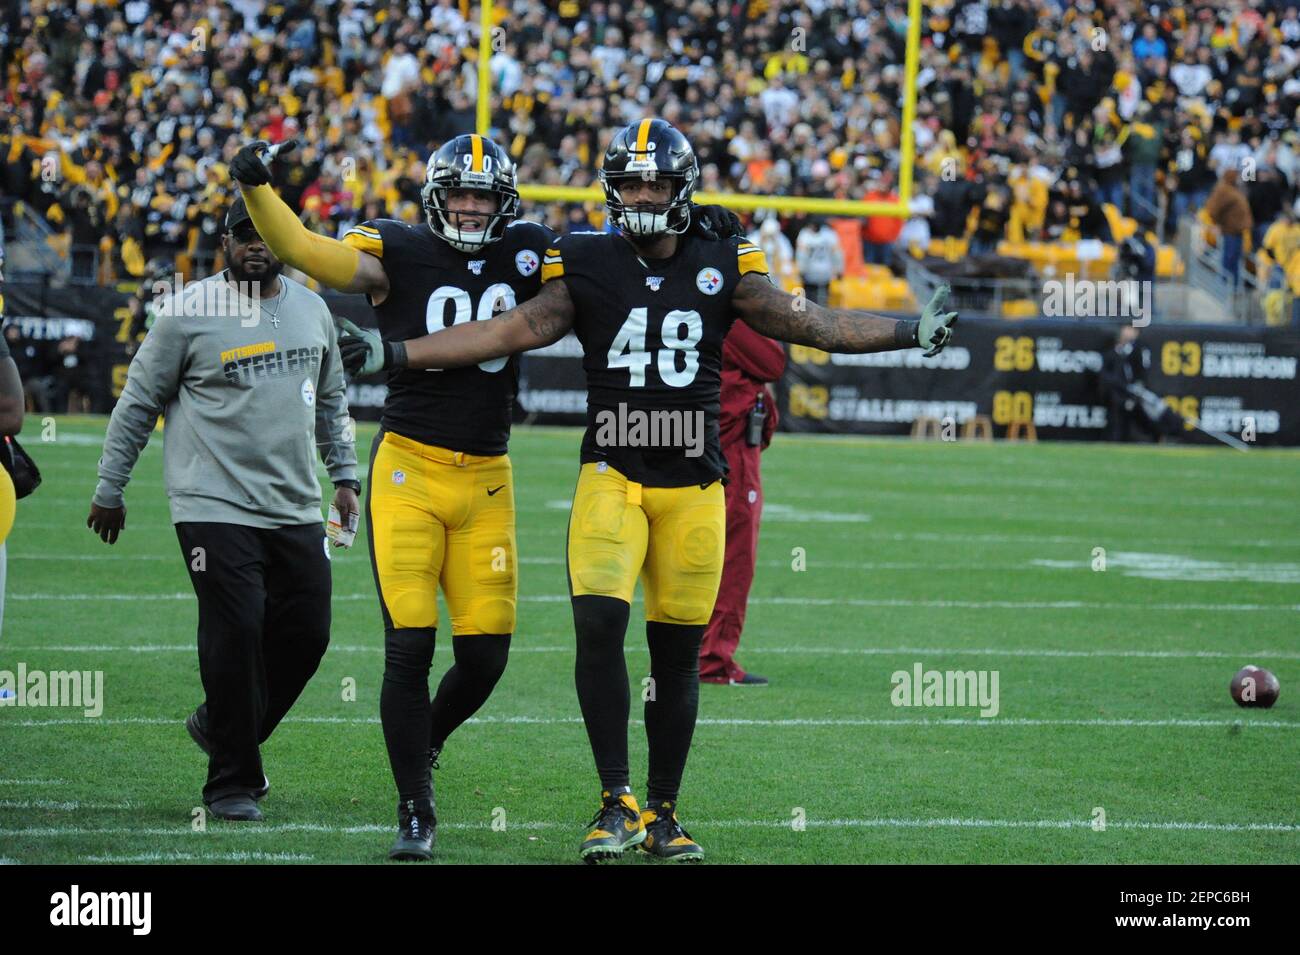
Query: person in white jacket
xmin=750 ymin=217 xmax=796 ymax=290
xmin=795 ymin=217 xmax=844 ymax=306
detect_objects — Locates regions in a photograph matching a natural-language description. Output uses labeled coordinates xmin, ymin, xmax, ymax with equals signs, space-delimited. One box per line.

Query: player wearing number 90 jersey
xmin=231 ymin=132 xmax=555 ymax=862
xmin=342 ymin=215 xmax=550 ymax=455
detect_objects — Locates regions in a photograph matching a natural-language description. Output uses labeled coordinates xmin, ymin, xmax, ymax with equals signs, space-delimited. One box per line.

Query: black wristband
xmin=384 ymin=339 xmax=408 ymax=369
xmin=895 ymin=320 xmax=920 ymax=349
xmin=333 ymin=479 xmax=362 ymax=494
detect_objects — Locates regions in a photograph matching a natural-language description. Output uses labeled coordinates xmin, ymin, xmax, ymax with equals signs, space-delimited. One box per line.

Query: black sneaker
xmin=187 ymin=707 xmax=270 ymax=799
xmin=579 ymin=788 xmax=646 ymax=863
xmin=389 ymin=798 xmax=436 ymax=861
xmin=639 ymin=799 xmax=704 ymax=862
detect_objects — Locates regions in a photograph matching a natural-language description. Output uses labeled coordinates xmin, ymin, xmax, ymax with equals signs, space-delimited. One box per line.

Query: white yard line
xmin=6 ymin=715 xmax=1297 ymax=729
xmin=11 ymin=593 xmax=1300 ymax=611
xmin=83 ymin=851 xmax=315 ymax=862
xmin=0 ymin=798 xmax=133 ymax=811
xmin=0 ymin=817 xmax=1293 ymax=838
xmin=7 ymin=643 xmax=1298 ymax=661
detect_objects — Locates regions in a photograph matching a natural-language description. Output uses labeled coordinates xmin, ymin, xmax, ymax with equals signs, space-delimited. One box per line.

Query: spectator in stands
xmin=3 ymin=324 xmax=53 ymax=413
xmin=51 ymin=334 xmax=92 ymax=413
xmin=1169 ymin=128 xmax=1216 ymax=237
xmin=750 ymin=217 xmax=796 ymax=291
xmin=1205 ymin=168 xmax=1254 ymax=287
xmin=971 ymin=185 xmax=1012 ymax=256
xmin=1124 ymin=103 xmax=1162 ymax=219
xmin=1248 ymin=166 xmax=1288 ymax=251
xmin=932 ymin=169 xmax=984 ymax=241
xmin=899 ymin=175 xmax=937 ymax=252
xmin=861 ymin=171 xmax=902 ymax=267
xmin=795 ymin=217 xmax=843 ymax=308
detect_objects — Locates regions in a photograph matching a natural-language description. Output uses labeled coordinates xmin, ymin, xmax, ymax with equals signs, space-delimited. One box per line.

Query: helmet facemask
xmin=601 ymin=166 xmax=695 ymax=238
xmin=421 ymin=160 xmax=520 ymax=253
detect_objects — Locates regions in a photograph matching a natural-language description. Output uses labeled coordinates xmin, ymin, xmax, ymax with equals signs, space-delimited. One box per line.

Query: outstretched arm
xmin=230 ymin=143 xmax=388 ymax=297
xmin=339 ymin=278 xmax=577 ymax=375
xmin=733 ymin=273 xmax=957 ymax=356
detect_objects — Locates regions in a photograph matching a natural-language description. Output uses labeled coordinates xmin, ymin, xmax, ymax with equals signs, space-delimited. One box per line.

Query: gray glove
xmin=918 ymin=284 xmax=959 ymax=357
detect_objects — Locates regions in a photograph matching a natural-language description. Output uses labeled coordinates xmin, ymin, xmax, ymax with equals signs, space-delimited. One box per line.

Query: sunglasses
xmin=229 ymin=223 xmax=262 ymax=244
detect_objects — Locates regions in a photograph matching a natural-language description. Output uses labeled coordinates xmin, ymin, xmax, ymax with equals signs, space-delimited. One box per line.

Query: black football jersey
xmin=542 ymin=231 xmax=769 ymax=486
xmin=343 ymin=218 xmax=555 ymax=454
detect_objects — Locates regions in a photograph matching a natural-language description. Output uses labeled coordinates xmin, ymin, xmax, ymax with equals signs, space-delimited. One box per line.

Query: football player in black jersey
xmin=230 ymin=134 xmax=553 ymax=860
xmin=340 ymin=118 xmax=958 ymax=863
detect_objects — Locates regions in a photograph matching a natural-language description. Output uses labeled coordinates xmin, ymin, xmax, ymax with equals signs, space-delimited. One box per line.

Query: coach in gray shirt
xmin=87 ymin=196 xmax=358 ymax=821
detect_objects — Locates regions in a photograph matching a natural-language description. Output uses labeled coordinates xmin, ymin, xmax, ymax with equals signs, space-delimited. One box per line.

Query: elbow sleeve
xmin=239 ymin=184 xmax=360 ymax=289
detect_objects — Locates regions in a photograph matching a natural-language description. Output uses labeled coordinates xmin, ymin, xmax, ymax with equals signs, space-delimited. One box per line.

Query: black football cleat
xmin=579 ymin=788 xmax=646 ymax=863
xmin=187 ymin=707 xmax=270 ymax=799
xmin=207 ymin=794 xmax=263 ymax=822
xmin=729 ymin=672 xmax=768 ymax=686
xmin=639 ymin=799 xmax=704 ymax=862
xmin=389 ymin=798 xmax=436 ymax=861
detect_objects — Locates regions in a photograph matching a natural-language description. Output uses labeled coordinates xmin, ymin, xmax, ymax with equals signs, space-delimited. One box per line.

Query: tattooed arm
xmin=341 ymin=279 xmax=577 ymax=375
xmin=733 ymin=273 xmax=958 ymax=356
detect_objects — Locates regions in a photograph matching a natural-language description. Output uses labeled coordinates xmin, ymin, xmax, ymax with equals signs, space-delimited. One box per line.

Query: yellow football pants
xmin=566 ymin=462 xmax=725 ymax=625
xmin=365 ymin=431 xmax=517 ymax=635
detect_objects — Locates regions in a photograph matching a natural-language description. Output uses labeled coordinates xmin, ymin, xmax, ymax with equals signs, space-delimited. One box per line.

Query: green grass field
xmin=1 ymin=416 xmax=1297 ymax=864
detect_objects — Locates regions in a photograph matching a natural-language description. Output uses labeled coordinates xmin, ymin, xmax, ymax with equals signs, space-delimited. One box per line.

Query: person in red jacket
xmin=699 ymin=320 xmax=786 ymax=686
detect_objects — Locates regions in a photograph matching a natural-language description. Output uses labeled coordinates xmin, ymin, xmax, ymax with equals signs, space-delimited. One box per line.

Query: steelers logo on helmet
xmin=599 ymin=118 xmax=699 ymax=238
xmin=421 ymin=134 xmax=521 ymax=253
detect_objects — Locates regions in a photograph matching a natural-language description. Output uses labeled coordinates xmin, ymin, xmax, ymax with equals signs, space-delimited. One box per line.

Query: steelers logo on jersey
xmin=696 ymin=267 xmax=723 ymax=295
xmin=516 ymin=249 xmax=539 ymax=276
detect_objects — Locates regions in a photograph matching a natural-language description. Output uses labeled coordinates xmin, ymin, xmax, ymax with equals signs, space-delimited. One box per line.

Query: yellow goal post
xmin=477 ymin=0 xmax=923 ymax=218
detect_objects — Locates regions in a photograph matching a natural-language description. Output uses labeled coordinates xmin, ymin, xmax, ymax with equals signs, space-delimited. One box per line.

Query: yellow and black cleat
xmin=579 ymin=788 xmax=646 ymax=863
xmin=639 ymin=800 xmax=704 ymax=862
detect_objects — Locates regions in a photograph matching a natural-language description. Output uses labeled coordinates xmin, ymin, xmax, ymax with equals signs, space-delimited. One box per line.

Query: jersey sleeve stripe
xmin=737 ymin=246 xmax=769 ymax=276
xmin=342 ymin=229 xmax=384 ymax=257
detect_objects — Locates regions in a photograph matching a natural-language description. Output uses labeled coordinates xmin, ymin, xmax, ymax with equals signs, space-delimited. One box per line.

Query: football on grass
xmin=1229 ymin=666 xmax=1280 ymax=708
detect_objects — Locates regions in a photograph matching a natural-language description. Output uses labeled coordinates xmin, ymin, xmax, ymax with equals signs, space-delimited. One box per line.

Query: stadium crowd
xmin=2 ymin=0 xmax=1300 ymax=337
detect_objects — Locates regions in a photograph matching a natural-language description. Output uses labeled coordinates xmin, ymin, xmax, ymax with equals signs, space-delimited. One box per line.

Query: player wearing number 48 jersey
xmin=340 ymin=118 xmax=959 ymax=863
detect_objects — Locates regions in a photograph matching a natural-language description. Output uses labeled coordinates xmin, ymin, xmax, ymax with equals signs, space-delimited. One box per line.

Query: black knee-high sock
xmin=572 ymin=595 xmax=632 ymax=791
xmin=429 ymin=633 xmax=511 ymax=750
xmin=644 ymin=621 xmax=704 ymax=804
xmin=380 ymin=627 xmax=435 ymax=805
